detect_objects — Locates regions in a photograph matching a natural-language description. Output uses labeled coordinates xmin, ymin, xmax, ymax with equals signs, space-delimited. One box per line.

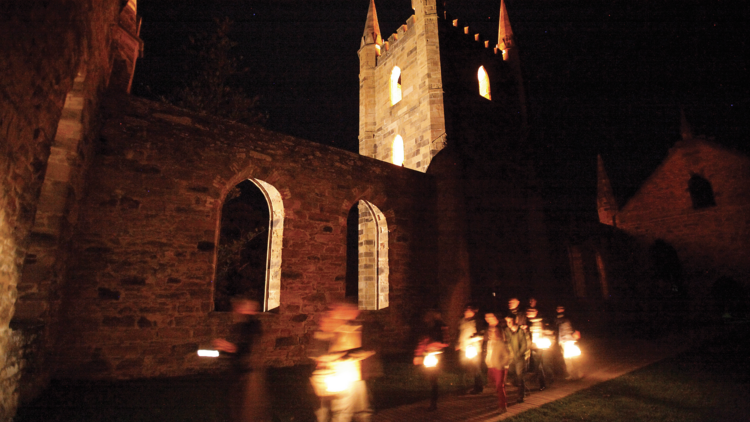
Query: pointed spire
xmin=497 ymin=0 xmax=515 ymax=51
xmin=597 ymin=154 xmax=618 ymax=227
xmin=362 ymin=0 xmax=382 ymax=47
xmin=680 ymin=107 xmax=693 ymax=141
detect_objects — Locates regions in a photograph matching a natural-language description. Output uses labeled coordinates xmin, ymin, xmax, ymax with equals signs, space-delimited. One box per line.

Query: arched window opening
xmin=392 ymin=135 xmax=404 ymax=166
xmin=390 ymin=66 xmax=402 ymax=105
xmin=478 ymin=66 xmax=491 ymax=100
xmin=354 ymin=200 xmax=389 ymax=310
xmin=215 ymin=178 xmax=283 ymax=312
xmin=688 ymin=174 xmax=716 ymax=209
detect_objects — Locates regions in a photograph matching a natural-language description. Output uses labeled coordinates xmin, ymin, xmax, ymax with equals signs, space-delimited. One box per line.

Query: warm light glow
xmin=197 ymin=349 xmax=220 ymax=357
xmin=562 ymin=341 xmax=581 ymax=358
xmin=392 ymin=135 xmax=404 ymax=166
xmin=375 ymin=44 xmax=381 ymax=56
xmin=390 ymin=66 xmax=402 ymax=105
xmin=478 ymin=66 xmax=491 ymax=100
xmin=534 ymin=337 xmax=552 ymax=350
xmin=324 ymin=360 xmax=358 ymax=393
xmin=465 ymin=345 xmax=478 ymax=359
xmin=423 ymin=353 xmax=439 ymax=368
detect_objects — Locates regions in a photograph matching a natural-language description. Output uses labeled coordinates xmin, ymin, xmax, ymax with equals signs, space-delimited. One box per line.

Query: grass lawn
xmin=507 ymin=323 xmax=750 ymax=422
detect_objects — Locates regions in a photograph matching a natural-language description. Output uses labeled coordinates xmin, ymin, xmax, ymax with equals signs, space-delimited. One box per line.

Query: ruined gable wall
xmin=0 ymin=0 xmax=122 ymax=417
xmin=55 ymin=95 xmax=437 ymax=379
xmin=616 ymin=140 xmax=750 ymax=289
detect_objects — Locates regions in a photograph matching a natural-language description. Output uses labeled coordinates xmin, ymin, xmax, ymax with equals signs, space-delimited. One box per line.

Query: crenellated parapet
xmin=359 ymin=0 xmax=521 ymax=173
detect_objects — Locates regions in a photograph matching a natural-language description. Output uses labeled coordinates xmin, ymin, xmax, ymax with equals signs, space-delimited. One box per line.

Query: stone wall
xmin=368 ymin=9 xmax=446 ymax=173
xmin=55 ymin=95 xmax=437 ymax=379
xmin=616 ymin=139 xmax=750 ymax=293
xmin=1 ymin=0 xmax=124 ymax=418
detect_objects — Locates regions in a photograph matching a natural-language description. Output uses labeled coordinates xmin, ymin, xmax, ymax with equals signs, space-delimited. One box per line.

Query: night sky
xmin=132 ymin=0 xmax=748 ymax=215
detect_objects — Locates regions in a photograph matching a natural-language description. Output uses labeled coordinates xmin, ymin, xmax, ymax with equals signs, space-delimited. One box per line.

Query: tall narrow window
xmin=215 ymin=178 xmax=283 ymax=312
xmin=392 ymin=135 xmax=404 ymax=166
xmin=478 ymin=66 xmax=491 ymax=100
xmin=568 ymin=245 xmax=586 ymax=298
xmin=355 ymin=200 xmax=389 ymax=310
xmin=688 ymin=174 xmax=716 ymax=209
xmin=390 ymin=66 xmax=402 ymax=105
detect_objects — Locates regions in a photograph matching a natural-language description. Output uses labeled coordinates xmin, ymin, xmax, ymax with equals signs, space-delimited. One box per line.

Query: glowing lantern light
xmin=534 ymin=337 xmax=552 ymax=350
xmin=392 ymin=135 xmax=404 ymax=166
xmin=197 ymin=349 xmax=220 ymax=357
xmin=390 ymin=66 xmax=402 ymax=105
xmin=562 ymin=341 xmax=581 ymax=358
xmin=423 ymin=352 xmax=439 ymax=368
xmin=478 ymin=66 xmax=491 ymax=100
xmin=324 ymin=360 xmax=358 ymax=393
xmin=465 ymin=345 xmax=478 ymax=359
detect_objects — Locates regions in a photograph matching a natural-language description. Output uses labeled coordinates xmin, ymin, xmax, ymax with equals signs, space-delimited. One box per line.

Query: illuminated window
xmin=350 ymin=200 xmax=389 ymax=310
xmin=392 ymin=135 xmax=404 ymax=166
xmin=688 ymin=174 xmax=716 ymax=209
xmin=478 ymin=66 xmax=491 ymax=100
xmin=390 ymin=66 xmax=402 ymax=105
xmin=215 ymin=178 xmax=284 ymax=312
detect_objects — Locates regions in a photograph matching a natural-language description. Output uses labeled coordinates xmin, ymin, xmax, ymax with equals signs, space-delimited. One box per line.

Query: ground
xmin=15 ymin=321 xmax=750 ymax=422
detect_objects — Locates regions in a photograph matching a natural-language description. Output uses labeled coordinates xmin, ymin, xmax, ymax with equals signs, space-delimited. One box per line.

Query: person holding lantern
xmin=309 ymin=303 xmax=374 ymax=422
xmin=414 ymin=310 xmax=449 ymax=411
xmin=555 ymin=305 xmax=582 ymax=380
xmin=457 ymin=304 xmax=484 ymax=395
xmin=526 ymin=307 xmax=551 ymax=390
xmin=211 ymin=297 xmax=270 ymax=422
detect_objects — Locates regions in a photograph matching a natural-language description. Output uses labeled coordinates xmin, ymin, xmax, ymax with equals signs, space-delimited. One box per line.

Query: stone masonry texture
xmin=55 ymin=94 xmax=437 ymax=379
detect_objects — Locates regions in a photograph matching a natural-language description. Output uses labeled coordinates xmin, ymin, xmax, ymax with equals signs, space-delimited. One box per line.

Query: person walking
xmin=526 ymin=307 xmax=550 ymax=390
xmin=555 ymin=305 xmax=583 ymax=380
xmin=484 ymin=312 xmax=511 ymax=414
xmin=212 ymin=297 xmax=270 ymax=422
xmin=457 ymin=304 xmax=484 ymax=394
xmin=504 ymin=315 xmax=528 ymax=403
xmin=414 ymin=310 xmax=449 ymax=411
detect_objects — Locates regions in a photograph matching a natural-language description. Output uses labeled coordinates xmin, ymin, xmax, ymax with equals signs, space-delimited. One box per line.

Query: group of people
xmin=415 ymin=297 xmax=583 ymax=415
xmin=210 ymin=296 xmax=581 ymax=421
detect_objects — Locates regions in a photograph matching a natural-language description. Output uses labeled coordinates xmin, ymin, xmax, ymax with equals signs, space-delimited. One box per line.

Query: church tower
xmin=358 ymin=0 xmax=526 ymax=172
xmin=358 ymin=0 xmax=447 ymax=172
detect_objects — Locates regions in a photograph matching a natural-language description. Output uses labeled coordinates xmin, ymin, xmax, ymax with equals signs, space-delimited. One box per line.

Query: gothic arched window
xmin=478 ymin=66 xmax=491 ymax=100
xmin=348 ymin=200 xmax=389 ymax=310
xmin=688 ymin=174 xmax=716 ymax=209
xmin=215 ymin=178 xmax=284 ymax=312
xmin=392 ymin=135 xmax=404 ymax=166
xmin=390 ymin=66 xmax=402 ymax=105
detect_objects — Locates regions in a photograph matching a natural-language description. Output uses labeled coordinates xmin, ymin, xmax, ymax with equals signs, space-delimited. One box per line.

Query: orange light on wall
xmin=390 ymin=66 xmax=402 ymax=105
xmin=392 ymin=135 xmax=404 ymax=166
xmin=478 ymin=66 xmax=491 ymax=100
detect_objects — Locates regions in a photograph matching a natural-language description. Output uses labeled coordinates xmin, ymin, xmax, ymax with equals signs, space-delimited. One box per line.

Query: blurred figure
xmin=414 ymin=310 xmax=449 ymax=411
xmin=457 ymin=304 xmax=484 ymax=394
xmin=484 ymin=312 xmax=510 ymax=414
xmin=212 ymin=297 xmax=270 ymax=422
xmin=504 ymin=315 xmax=528 ymax=403
xmin=526 ymin=307 xmax=551 ymax=391
xmin=555 ymin=306 xmax=582 ymax=380
xmin=508 ymin=297 xmax=531 ymax=375
xmin=310 ymin=303 xmax=374 ymax=422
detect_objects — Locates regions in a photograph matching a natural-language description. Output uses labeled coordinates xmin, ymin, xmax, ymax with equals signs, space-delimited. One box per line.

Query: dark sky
xmin=132 ymin=0 xmax=748 ymax=213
